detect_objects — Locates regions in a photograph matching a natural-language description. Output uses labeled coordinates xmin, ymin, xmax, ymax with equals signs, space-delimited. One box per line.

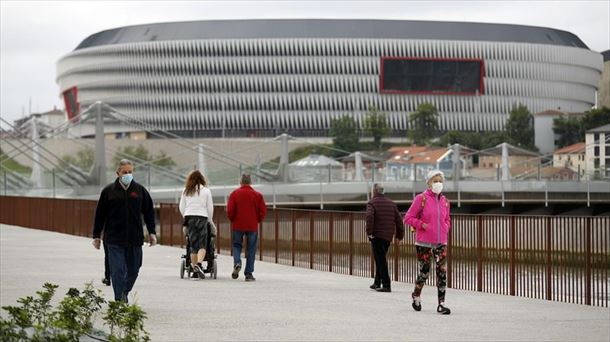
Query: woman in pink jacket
xmin=404 ymin=170 xmax=451 ymax=315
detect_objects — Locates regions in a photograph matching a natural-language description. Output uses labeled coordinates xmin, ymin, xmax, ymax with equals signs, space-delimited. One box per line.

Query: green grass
xmin=0 ymin=150 xmax=32 ymax=173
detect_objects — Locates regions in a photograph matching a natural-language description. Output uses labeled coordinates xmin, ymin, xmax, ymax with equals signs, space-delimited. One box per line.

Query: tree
xmin=153 ymin=150 xmax=177 ymax=168
xmin=580 ymin=106 xmax=610 ymax=132
xmin=112 ymin=145 xmax=151 ymax=167
xmin=505 ymin=104 xmax=536 ymax=150
xmin=112 ymin=145 xmax=176 ymax=169
xmin=438 ymin=131 xmax=483 ymax=150
xmin=553 ymin=116 xmax=582 ymax=148
xmin=408 ymin=103 xmax=439 ymax=145
xmin=59 ymin=147 xmax=94 ymax=171
xmin=363 ymin=105 xmax=390 ymax=149
xmin=438 ymin=130 xmax=508 ymax=152
xmin=481 ymin=131 xmax=508 ymax=148
xmin=329 ymin=115 xmax=359 ymax=156
xmin=552 ymin=107 xmax=610 ymax=148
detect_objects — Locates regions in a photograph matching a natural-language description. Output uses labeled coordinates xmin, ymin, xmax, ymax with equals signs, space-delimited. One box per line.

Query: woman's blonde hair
xmin=184 ymin=170 xmax=207 ymax=196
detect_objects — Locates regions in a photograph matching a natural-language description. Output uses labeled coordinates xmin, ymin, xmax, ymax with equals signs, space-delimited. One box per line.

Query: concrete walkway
xmin=1 ymin=224 xmax=608 ymax=341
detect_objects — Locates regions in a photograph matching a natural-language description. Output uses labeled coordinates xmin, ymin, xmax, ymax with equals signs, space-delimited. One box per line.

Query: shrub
xmin=0 ymin=282 xmax=149 ymax=342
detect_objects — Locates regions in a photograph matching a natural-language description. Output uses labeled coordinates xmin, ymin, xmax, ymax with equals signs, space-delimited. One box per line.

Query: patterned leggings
xmin=412 ymin=245 xmax=447 ymax=304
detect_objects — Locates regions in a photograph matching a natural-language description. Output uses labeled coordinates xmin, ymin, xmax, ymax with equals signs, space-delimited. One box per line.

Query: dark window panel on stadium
xmin=380 ymin=58 xmax=484 ymax=95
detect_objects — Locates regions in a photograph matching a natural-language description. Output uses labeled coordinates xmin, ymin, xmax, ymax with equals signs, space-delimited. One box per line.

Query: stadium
xmin=56 ymin=19 xmax=603 ymax=138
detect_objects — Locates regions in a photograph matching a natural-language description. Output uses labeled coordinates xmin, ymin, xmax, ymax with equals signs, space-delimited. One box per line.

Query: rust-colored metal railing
xmin=1 ymin=196 xmax=608 ymax=307
xmin=0 ymin=196 xmax=97 ymax=237
xmin=159 ymin=203 xmax=608 ymax=308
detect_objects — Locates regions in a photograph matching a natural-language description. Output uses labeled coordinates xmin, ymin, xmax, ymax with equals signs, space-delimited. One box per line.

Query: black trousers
xmin=371 ymin=237 xmax=391 ymax=287
xmin=103 ymin=241 xmax=110 ymax=280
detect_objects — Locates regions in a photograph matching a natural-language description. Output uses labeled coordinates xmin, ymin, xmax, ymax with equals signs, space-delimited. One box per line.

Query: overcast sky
xmin=1 ymin=0 xmax=609 ymax=127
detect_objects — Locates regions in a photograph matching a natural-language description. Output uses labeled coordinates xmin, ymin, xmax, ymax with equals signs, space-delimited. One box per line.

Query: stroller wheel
xmin=213 ymin=259 xmax=218 ymax=279
xmin=180 ymin=259 xmax=186 ymax=279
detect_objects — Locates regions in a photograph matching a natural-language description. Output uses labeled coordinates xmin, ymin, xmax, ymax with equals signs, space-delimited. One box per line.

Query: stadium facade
xmin=56 ymin=19 xmax=603 ymax=138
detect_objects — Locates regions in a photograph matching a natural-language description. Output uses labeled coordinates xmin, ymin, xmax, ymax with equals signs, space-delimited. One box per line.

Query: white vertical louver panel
xmin=58 ymin=37 xmax=601 ymax=135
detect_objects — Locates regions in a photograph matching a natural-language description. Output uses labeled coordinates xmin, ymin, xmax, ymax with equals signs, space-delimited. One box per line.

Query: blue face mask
xmin=120 ymin=174 xmax=133 ymax=185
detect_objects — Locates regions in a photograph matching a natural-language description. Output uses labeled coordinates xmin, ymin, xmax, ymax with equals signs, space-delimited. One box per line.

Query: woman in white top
xmin=179 ymin=170 xmax=214 ymax=279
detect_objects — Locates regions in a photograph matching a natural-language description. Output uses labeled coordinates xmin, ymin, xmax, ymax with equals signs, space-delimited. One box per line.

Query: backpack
xmin=408 ymin=193 xmax=449 ymax=232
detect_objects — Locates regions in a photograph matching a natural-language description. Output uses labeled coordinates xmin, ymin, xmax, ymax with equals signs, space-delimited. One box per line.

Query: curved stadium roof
xmin=75 ymin=19 xmax=589 ymax=51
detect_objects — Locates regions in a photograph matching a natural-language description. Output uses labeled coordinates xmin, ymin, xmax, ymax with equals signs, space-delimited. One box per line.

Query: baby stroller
xmin=180 ymin=220 xmax=218 ymax=279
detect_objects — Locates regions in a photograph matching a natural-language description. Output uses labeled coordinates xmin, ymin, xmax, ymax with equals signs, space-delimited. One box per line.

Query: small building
xmin=553 ymin=142 xmax=585 ymax=178
xmin=471 ymin=143 xmax=540 ymax=180
xmin=383 ymin=146 xmax=473 ymax=181
xmin=534 ymin=109 xmax=583 ymax=154
xmin=385 ymin=146 xmax=436 ymax=181
xmin=542 ymin=166 xmax=579 ymax=181
xmin=339 ymin=152 xmax=387 ymax=181
xmin=13 ymin=107 xmax=66 ymax=138
xmin=585 ymin=124 xmax=610 ymax=178
xmin=289 ymin=154 xmax=344 ymax=182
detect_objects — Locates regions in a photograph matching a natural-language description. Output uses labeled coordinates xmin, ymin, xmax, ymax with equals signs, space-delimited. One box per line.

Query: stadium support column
xmin=354 ymin=151 xmax=364 ymax=181
xmin=90 ymin=102 xmax=107 ymax=187
xmin=29 ymin=117 xmax=43 ymax=188
xmin=197 ymin=144 xmax=206 ymax=175
xmin=452 ymin=144 xmax=461 ymax=181
xmin=278 ymin=133 xmax=290 ymax=183
xmin=501 ymin=142 xmax=510 ymax=181
xmin=452 ymin=144 xmax=461 ymax=207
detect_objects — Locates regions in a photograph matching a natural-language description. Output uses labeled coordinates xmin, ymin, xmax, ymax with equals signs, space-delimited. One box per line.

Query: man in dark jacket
xmin=227 ymin=173 xmax=267 ymax=281
xmin=366 ymin=183 xmax=404 ymax=292
xmin=92 ymin=159 xmax=156 ymax=302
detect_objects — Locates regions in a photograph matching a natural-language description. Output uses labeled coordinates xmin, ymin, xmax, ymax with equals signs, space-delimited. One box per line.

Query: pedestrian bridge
xmin=1 ymin=224 xmax=608 ymax=341
xmin=30 ymin=179 xmax=610 ymax=208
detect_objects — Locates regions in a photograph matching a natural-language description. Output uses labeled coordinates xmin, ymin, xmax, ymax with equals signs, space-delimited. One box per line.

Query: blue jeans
xmin=106 ymin=244 xmax=143 ymax=301
xmin=232 ymin=231 xmax=258 ymax=275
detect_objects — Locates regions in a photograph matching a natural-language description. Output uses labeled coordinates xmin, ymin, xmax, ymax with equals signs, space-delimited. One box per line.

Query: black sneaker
xmin=245 ymin=274 xmax=256 ymax=282
xmin=193 ymin=264 xmax=206 ymax=279
xmin=190 ymin=272 xmax=199 ymax=279
xmin=375 ymin=286 xmax=391 ymax=292
xmin=232 ymin=264 xmax=241 ymax=279
xmin=102 ymin=278 xmax=111 ymax=286
xmin=412 ymin=296 xmax=422 ymax=312
xmin=437 ymin=304 xmax=451 ymax=315
xmin=369 ymin=283 xmax=381 ymax=290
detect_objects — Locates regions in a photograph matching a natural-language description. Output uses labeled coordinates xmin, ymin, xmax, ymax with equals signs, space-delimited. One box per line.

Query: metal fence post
xmin=447 ymin=217 xmax=453 ymax=289
xmin=275 ymin=210 xmax=279 ymax=264
xmin=259 ymin=220 xmax=264 ymax=261
xmin=545 ymin=217 xmax=552 ymax=301
xmin=52 ymin=169 xmax=56 ymax=198
xmin=477 ymin=215 xmax=483 ymax=292
xmin=510 ymin=216 xmax=516 ymax=296
xmin=310 ymin=212 xmax=314 ymax=269
xmin=349 ymin=213 xmax=353 ymax=276
xmin=291 ymin=211 xmax=296 ymax=266
xmin=329 ymin=212 xmax=334 ymax=273
xmin=393 ymin=237 xmax=399 ymax=282
xmin=585 ymin=217 xmax=592 ymax=305
xmin=216 ymin=215 xmax=221 ymax=254
xmin=169 ymin=205 xmax=174 ymax=247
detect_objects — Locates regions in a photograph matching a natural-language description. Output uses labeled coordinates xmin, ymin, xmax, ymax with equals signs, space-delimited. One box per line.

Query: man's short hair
xmin=240 ymin=173 xmax=252 ymax=185
xmin=373 ymin=183 xmax=384 ymax=194
xmin=116 ymin=159 xmax=133 ymax=172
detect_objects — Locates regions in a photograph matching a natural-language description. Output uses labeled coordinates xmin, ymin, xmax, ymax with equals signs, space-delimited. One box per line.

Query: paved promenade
xmin=1 ymin=224 xmax=608 ymax=341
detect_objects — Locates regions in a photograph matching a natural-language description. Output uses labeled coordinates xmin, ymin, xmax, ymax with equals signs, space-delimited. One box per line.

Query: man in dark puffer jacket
xmin=366 ymin=183 xmax=404 ymax=292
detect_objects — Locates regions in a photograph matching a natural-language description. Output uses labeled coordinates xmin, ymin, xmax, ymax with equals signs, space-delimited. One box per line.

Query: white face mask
xmin=431 ymin=182 xmax=443 ymax=194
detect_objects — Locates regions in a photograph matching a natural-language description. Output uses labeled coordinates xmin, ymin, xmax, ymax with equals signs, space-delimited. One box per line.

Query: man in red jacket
xmin=366 ymin=183 xmax=404 ymax=292
xmin=227 ymin=173 xmax=267 ymax=281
